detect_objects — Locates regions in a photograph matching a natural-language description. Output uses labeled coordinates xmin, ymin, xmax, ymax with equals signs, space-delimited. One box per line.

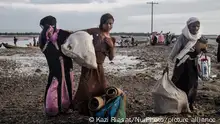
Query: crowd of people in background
xmin=13 ymin=36 xmax=39 ymax=47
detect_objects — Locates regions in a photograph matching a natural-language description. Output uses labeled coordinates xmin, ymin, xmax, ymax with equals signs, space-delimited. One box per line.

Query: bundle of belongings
xmin=216 ymin=35 xmax=220 ymax=62
xmin=88 ymin=86 xmax=126 ymax=124
xmin=152 ymin=66 xmax=191 ymax=114
xmin=196 ymin=36 xmax=211 ymax=81
xmin=61 ymin=31 xmax=97 ymax=69
xmin=197 ymin=52 xmax=211 ymax=81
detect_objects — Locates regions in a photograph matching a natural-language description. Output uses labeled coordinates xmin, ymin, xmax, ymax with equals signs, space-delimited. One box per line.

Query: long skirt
xmin=217 ymin=44 xmax=220 ymax=62
xmin=171 ymin=59 xmax=198 ymax=106
xmin=73 ymin=63 xmax=107 ymax=116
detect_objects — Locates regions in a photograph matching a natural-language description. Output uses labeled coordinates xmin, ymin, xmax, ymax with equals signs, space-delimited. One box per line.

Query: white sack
xmin=152 ymin=67 xmax=191 ymax=114
xmin=61 ymin=31 xmax=97 ymax=69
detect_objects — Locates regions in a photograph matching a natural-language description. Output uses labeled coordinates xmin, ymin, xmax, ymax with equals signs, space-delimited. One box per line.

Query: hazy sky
xmin=0 ymin=0 xmax=219 ymax=34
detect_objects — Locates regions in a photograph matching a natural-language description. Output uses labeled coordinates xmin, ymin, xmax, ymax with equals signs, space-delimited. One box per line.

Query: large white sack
xmin=61 ymin=31 xmax=97 ymax=69
xmin=152 ymin=67 xmax=191 ymax=114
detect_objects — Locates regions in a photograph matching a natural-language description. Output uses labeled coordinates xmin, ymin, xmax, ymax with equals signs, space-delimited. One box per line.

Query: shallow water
xmin=0 ymin=53 xmax=148 ymax=77
xmin=104 ymin=55 xmax=141 ymax=76
xmin=0 ymin=54 xmax=48 ymax=76
xmin=0 ymin=37 xmax=38 ymax=48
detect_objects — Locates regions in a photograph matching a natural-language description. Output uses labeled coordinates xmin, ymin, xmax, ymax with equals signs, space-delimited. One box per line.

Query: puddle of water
xmin=104 ymin=55 xmax=141 ymax=76
xmin=0 ymin=53 xmax=165 ymax=79
xmin=0 ymin=37 xmax=38 ymax=48
xmin=103 ymin=55 xmax=164 ymax=79
xmin=0 ymin=54 xmax=143 ymax=76
xmin=0 ymin=54 xmax=48 ymax=76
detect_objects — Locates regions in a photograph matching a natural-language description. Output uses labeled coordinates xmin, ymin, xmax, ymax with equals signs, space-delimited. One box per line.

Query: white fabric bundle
xmin=61 ymin=31 xmax=98 ymax=69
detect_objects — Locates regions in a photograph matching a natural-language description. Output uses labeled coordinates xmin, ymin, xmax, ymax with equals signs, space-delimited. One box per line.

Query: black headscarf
xmin=40 ymin=15 xmax=57 ymax=28
xmin=39 ymin=15 xmax=57 ymax=48
xmin=99 ymin=13 xmax=114 ymax=30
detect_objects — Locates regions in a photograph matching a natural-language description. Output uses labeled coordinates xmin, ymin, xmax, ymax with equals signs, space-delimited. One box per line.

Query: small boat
xmin=0 ymin=43 xmax=2 ymax=48
xmin=27 ymin=46 xmax=40 ymax=49
xmin=2 ymin=43 xmax=25 ymax=49
xmin=26 ymin=44 xmax=39 ymax=49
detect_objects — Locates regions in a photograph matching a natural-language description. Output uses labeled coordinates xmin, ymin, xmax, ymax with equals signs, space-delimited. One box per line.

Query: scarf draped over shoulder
xmin=168 ymin=17 xmax=201 ymax=65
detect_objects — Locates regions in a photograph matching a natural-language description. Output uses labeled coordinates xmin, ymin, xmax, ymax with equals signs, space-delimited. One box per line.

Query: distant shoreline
xmin=0 ymin=34 xmax=218 ymax=40
xmin=0 ymin=35 xmax=39 ymax=37
xmin=0 ymin=32 xmax=218 ymax=36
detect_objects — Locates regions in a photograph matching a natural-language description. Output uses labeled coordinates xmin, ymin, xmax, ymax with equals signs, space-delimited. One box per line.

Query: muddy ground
xmin=0 ymin=43 xmax=220 ymax=124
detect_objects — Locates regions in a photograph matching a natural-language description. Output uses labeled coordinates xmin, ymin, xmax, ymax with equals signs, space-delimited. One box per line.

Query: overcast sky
xmin=0 ymin=0 xmax=219 ymax=34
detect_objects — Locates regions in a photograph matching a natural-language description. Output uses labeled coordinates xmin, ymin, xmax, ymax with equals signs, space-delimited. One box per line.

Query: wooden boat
xmin=27 ymin=46 xmax=40 ymax=49
xmin=26 ymin=44 xmax=39 ymax=49
xmin=2 ymin=43 xmax=25 ymax=49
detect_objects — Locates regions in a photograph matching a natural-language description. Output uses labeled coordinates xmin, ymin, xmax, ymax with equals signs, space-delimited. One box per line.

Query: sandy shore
xmin=0 ymin=42 xmax=220 ymax=123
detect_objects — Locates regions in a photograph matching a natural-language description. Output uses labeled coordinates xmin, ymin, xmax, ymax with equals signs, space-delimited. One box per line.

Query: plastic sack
xmin=45 ymin=77 xmax=59 ymax=116
xmin=197 ymin=53 xmax=211 ymax=81
xmin=45 ymin=57 xmax=72 ymax=116
xmin=61 ymin=31 xmax=97 ymax=69
xmin=152 ymin=66 xmax=191 ymax=114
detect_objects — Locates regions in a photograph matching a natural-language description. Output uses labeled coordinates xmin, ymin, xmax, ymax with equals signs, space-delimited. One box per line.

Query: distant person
xmin=14 ymin=36 xmax=18 ymax=46
xmin=158 ymin=31 xmax=165 ymax=43
xmin=216 ymin=34 xmax=220 ymax=115
xmin=168 ymin=17 xmax=207 ymax=111
xmin=165 ymin=32 xmax=171 ymax=45
xmin=151 ymin=32 xmax=157 ymax=45
xmin=131 ymin=36 xmax=135 ymax=46
xmin=33 ymin=37 xmax=36 ymax=46
xmin=216 ymin=35 xmax=220 ymax=62
xmin=37 ymin=38 xmax=40 ymax=46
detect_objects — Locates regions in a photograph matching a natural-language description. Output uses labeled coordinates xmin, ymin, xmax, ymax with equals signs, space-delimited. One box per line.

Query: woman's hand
xmin=107 ymin=37 xmax=116 ymax=61
xmin=104 ymin=37 xmax=115 ymax=48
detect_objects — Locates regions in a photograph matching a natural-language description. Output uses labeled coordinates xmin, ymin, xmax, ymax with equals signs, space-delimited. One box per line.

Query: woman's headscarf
xmin=169 ymin=17 xmax=202 ymax=63
xmin=216 ymin=35 xmax=220 ymax=43
xmin=40 ymin=15 xmax=57 ymax=29
xmin=39 ymin=15 xmax=59 ymax=49
xmin=182 ymin=17 xmax=201 ymax=41
xmin=99 ymin=13 xmax=114 ymax=30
